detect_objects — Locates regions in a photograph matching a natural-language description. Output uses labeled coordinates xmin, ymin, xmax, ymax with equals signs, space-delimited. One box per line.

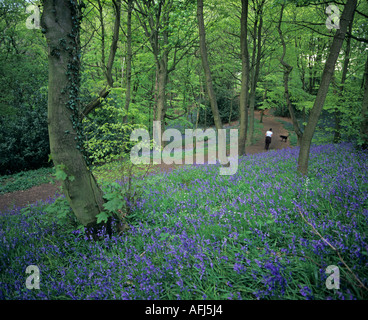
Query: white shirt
xmin=266 ymin=131 xmax=273 ymax=137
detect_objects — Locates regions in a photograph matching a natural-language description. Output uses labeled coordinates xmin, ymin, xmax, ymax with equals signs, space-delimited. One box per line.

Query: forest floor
xmin=0 ymin=110 xmax=292 ymax=212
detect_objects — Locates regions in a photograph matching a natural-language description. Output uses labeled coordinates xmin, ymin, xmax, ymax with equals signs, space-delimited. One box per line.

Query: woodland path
xmin=0 ymin=110 xmax=292 ymax=213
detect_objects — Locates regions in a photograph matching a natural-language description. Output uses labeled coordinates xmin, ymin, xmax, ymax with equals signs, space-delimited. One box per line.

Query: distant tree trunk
xmin=156 ymin=57 xmax=169 ymax=132
xmin=331 ymin=77 xmax=342 ymax=142
xmin=361 ymin=53 xmax=368 ymax=149
xmin=197 ymin=0 xmax=223 ymax=131
xmin=260 ymin=87 xmax=267 ymax=123
xmin=81 ymin=0 xmax=121 ymax=119
xmin=123 ymin=0 xmax=133 ymax=123
xmin=135 ymin=0 xmax=175 ymax=142
xmin=228 ymin=83 xmax=234 ymax=124
xmin=248 ymin=1 xmax=264 ymax=145
xmin=297 ymin=0 xmax=357 ymax=175
xmin=239 ymin=0 xmax=250 ymax=156
xmin=41 ymin=0 xmax=106 ymax=234
xmin=277 ymin=4 xmax=303 ymax=145
xmin=334 ymin=17 xmax=353 ymax=143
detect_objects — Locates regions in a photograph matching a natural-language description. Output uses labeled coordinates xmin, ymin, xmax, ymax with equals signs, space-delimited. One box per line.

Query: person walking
xmin=265 ymin=128 xmax=273 ymax=150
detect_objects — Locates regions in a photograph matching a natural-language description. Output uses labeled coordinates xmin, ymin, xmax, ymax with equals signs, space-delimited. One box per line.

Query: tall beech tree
xmin=81 ymin=0 xmax=121 ymax=120
xmin=197 ymin=0 xmax=223 ymax=132
xmin=41 ymin=0 xmax=106 ymax=233
xmin=247 ymin=0 xmax=265 ymax=145
xmin=238 ymin=0 xmax=250 ymax=155
xmin=123 ymin=0 xmax=134 ymax=123
xmin=277 ymin=3 xmax=303 ymax=145
xmin=333 ymin=17 xmax=354 ymax=143
xmin=297 ymin=0 xmax=357 ymax=175
xmin=361 ymin=53 xmax=368 ymax=149
xmin=134 ymin=0 xmax=196 ymax=137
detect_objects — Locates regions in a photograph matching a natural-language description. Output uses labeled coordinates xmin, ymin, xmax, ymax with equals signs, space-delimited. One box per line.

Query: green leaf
xmin=160 ymin=232 xmax=170 ymax=241
xmin=103 ymin=197 xmax=124 ymax=212
xmin=55 ymin=168 xmax=68 ymax=181
xmin=96 ymin=211 xmax=110 ymax=224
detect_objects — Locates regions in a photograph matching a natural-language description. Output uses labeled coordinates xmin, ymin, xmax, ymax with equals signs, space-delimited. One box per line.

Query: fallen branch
xmin=297 ymin=207 xmax=368 ymax=292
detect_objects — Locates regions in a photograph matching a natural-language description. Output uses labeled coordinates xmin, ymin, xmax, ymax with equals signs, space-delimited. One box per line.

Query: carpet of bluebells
xmin=1 ymin=143 xmax=367 ymax=300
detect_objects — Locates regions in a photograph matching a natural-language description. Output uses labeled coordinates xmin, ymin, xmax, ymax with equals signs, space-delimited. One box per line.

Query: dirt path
xmin=246 ymin=110 xmax=292 ymax=155
xmin=0 ymin=111 xmax=293 ymax=213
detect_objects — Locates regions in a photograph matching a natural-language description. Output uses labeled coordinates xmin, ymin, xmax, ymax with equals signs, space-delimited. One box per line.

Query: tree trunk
xmin=123 ymin=0 xmax=133 ymax=123
xmin=248 ymin=2 xmax=263 ymax=145
xmin=228 ymin=82 xmax=234 ymax=124
xmin=297 ymin=0 xmax=357 ymax=175
xmin=105 ymin=0 xmax=121 ymax=87
xmin=41 ymin=1 xmax=105 ymax=231
xmin=239 ymin=0 xmax=250 ymax=156
xmin=81 ymin=0 xmax=121 ymax=120
xmin=277 ymin=4 xmax=303 ymax=145
xmin=135 ymin=0 xmax=172 ymax=142
xmin=260 ymin=87 xmax=267 ymax=123
xmin=197 ymin=0 xmax=223 ymax=131
xmin=334 ymin=17 xmax=353 ymax=143
xmin=361 ymin=53 xmax=368 ymax=149
xmin=156 ymin=58 xmax=169 ymax=137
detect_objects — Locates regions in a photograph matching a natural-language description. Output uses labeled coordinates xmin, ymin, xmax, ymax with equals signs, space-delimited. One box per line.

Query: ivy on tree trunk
xmin=41 ymin=0 xmax=107 ymax=237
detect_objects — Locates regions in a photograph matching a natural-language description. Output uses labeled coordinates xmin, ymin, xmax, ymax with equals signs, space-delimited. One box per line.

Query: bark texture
xmin=197 ymin=0 xmax=223 ymax=132
xmin=361 ymin=53 xmax=368 ymax=149
xmin=239 ymin=0 xmax=250 ymax=156
xmin=297 ymin=0 xmax=357 ymax=175
xmin=277 ymin=4 xmax=303 ymax=145
xmin=123 ymin=0 xmax=133 ymax=123
xmin=42 ymin=0 xmax=105 ymax=229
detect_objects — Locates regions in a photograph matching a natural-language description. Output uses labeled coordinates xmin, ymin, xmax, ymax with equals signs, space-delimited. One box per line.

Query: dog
xmin=280 ymin=133 xmax=289 ymax=142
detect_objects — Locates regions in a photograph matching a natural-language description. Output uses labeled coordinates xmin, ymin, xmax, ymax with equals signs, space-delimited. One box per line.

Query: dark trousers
xmin=265 ymin=136 xmax=271 ymax=150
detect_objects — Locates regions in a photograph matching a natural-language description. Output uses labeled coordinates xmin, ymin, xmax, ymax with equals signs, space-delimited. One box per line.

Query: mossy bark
xmin=42 ymin=0 xmax=105 ymax=229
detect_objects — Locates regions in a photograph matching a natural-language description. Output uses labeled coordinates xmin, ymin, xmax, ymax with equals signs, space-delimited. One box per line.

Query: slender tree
xmin=361 ymin=52 xmax=368 ymax=149
xmin=135 ymin=0 xmax=195 ymax=137
xmin=239 ymin=0 xmax=250 ymax=155
xmin=123 ymin=0 xmax=133 ymax=123
xmin=277 ymin=3 xmax=303 ymax=145
xmin=81 ymin=0 xmax=121 ymax=119
xmin=197 ymin=0 xmax=223 ymax=132
xmin=248 ymin=0 xmax=265 ymax=144
xmin=297 ymin=0 xmax=357 ymax=175
xmin=333 ymin=17 xmax=354 ymax=143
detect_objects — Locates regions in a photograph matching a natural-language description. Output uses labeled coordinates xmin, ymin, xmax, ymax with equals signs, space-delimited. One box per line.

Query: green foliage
xmin=198 ymin=93 xmax=239 ymax=126
xmin=54 ymin=164 xmax=75 ymax=182
xmin=96 ymin=162 xmax=152 ymax=231
xmin=0 ymin=0 xmax=49 ymax=175
xmin=0 ymin=167 xmax=53 ymax=194
xmin=83 ymin=101 xmax=144 ymax=165
xmin=44 ymin=195 xmax=81 ymax=232
xmin=323 ymin=81 xmax=363 ymax=144
xmin=166 ymin=117 xmax=194 ymax=133
xmin=0 ymin=104 xmax=50 ymax=175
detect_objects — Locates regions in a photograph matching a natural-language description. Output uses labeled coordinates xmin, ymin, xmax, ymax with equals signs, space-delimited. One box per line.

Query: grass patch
xmin=0 ymin=167 xmax=54 ymax=194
